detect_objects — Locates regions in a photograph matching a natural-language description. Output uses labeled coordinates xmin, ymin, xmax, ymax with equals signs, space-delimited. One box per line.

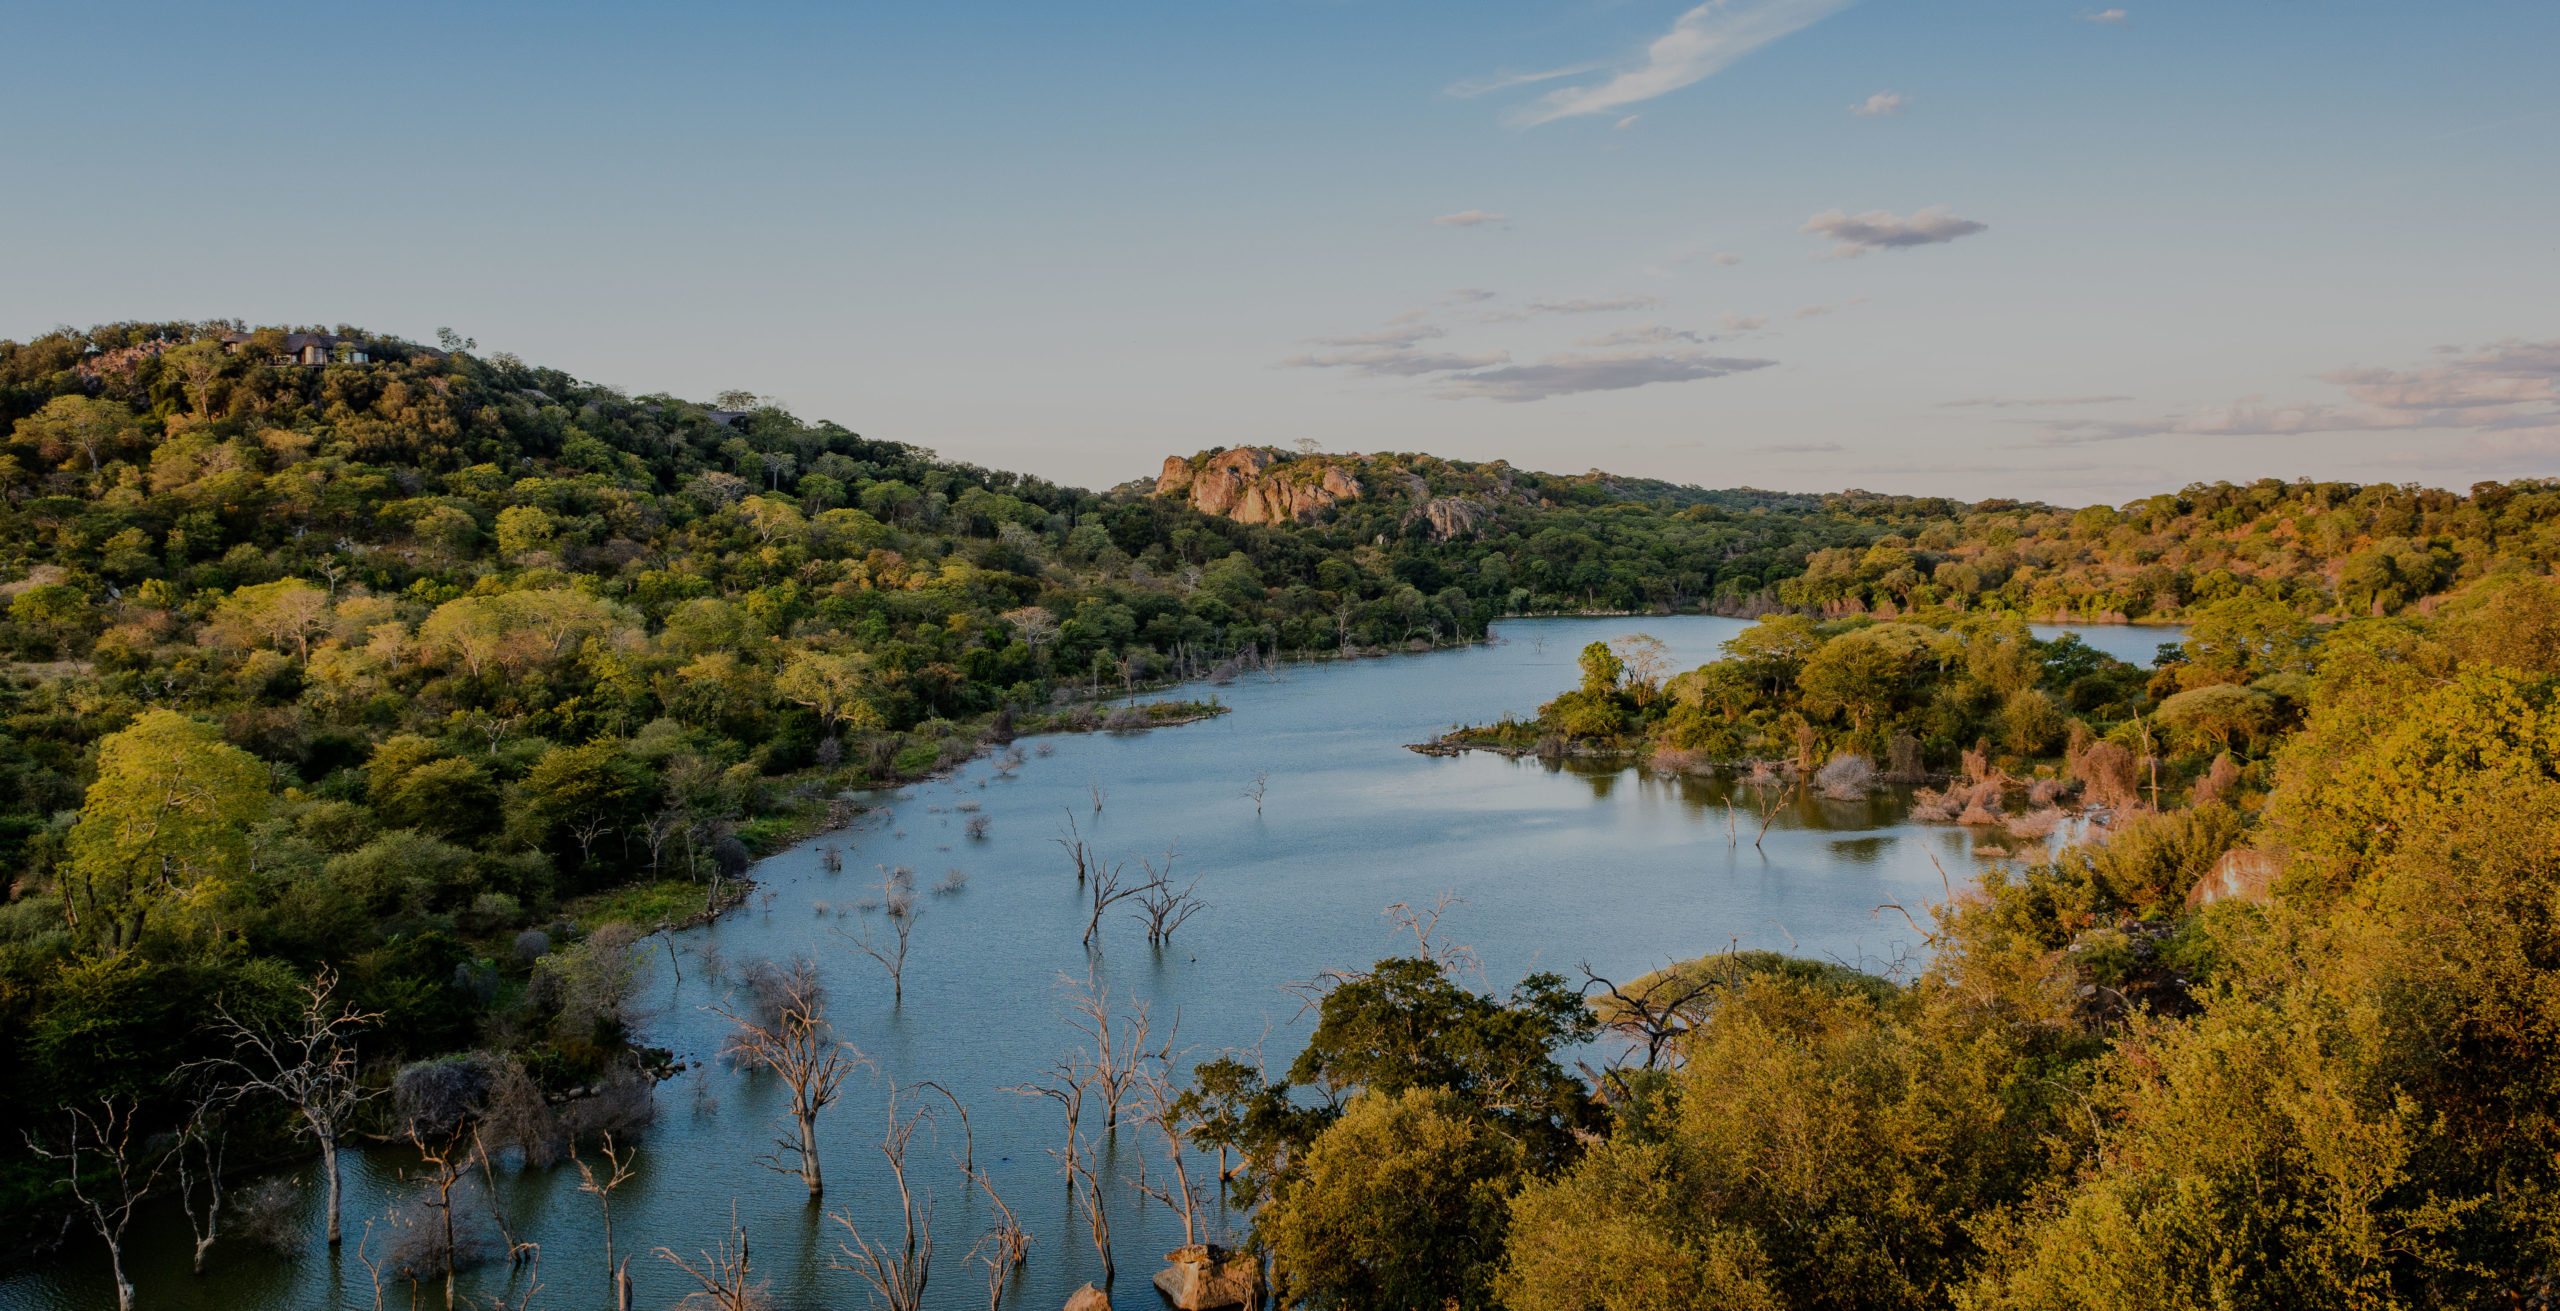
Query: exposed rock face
xmin=1417 ymin=496 xmax=1490 ymax=541
xmin=1063 ymin=1283 xmax=1112 ymax=1311
xmin=2186 ymin=847 xmax=2279 ymax=908
xmin=1156 ymin=448 xmax=1362 ymax=525
xmin=1153 ymin=1245 xmax=1260 ymax=1310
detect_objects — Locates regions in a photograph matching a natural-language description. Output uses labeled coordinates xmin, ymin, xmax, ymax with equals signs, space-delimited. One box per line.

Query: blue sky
xmin=5 ymin=0 xmax=2556 ymax=503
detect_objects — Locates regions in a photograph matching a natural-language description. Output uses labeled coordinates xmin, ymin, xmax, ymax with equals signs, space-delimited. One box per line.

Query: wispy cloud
xmin=1443 ymin=288 xmax=1499 ymax=305
xmin=1433 ymin=210 xmax=1508 ymax=228
xmin=1757 ymin=440 xmax=1843 ymax=453
xmin=1504 ymin=0 xmax=1862 ymax=127
xmin=1801 ymin=206 xmax=1987 ymax=258
xmin=1309 ymin=320 xmax=1445 ymax=349
xmin=1483 ymin=294 xmax=1665 ymax=322
xmin=1850 ymin=91 xmax=1907 ymax=117
xmin=1282 ymin=344 xmax=1513 ymax=378
xmin=1718 ymin=312 xmax=1770 ymax=332
xmin=1434 ymin=351 xmax=1779 ymax=402
xmin=1443 ymin=63 xmax=1606 ymax=100
xmin=2082 ymin=9 xmax=2128 ymax=24
xmin=1938 ymin=394 xmax=2133 ymax=409
xmin=1713 ymin=253 xmax=1743 ymax=266
xmin=2029 ymin=339 xmax=2560 ymax=446
xmin=1583 ymin=324 xmax=1705 ymax=347
xmin=1614 ymin=115 xmax=1642 ymax=130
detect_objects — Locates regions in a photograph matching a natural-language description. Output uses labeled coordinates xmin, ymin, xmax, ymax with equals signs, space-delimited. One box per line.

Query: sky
xmin=3 ymin=0 xmax=2557 ymax=506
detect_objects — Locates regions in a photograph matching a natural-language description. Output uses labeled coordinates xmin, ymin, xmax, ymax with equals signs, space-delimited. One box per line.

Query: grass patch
xmin=563 ymin=878 xmax=706 ymax=931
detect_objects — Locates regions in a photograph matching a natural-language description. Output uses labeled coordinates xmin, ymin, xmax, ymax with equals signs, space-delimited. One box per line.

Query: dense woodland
xmin=2 ymin=319 xmax=2556 ymax=1308
xmin=1219 ymin=579 xmax=2560 ymax=1308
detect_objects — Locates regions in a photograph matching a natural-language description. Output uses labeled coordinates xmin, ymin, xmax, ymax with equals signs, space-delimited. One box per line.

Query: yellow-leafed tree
xmin=63 ymin=709 xmax=267 ymax=953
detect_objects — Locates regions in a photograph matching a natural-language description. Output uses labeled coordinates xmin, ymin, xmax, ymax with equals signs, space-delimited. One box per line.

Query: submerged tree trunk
xmin=800 ymin=1109 xmax=824 ymax=1198
xmin=319 ymin=1131 xmax=343 ymax=1246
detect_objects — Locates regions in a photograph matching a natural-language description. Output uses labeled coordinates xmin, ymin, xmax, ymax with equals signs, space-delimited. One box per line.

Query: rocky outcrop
xmin=2186 ymin=847 xmax=2280 ymax=908
xmin=1157 ymin=448 xmax=1362 ymax=525
xmin=1416 ymin=496 xmax=1490 ymax=541
xmin=1063 ymin=1283 xmax=1111 ymax=1311
xmin=1153 ymin=1245 xmax=1260 ymax=1310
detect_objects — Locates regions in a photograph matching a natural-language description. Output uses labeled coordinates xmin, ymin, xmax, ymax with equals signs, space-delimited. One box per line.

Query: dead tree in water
xmin=25 ymin=1098 xmax=169 ymax=1311
xmin=713 ymin=958 xmax=866 ymax=1199
xmin=828 ymin=1087 xmax=937 ymax=1311
xmin=572 ymin=1134 xmax=638 ymax=1310
xmin=1053 ymin=811 xmax=1095 ymax=883
xmin=1132 ymin=853 xmax=1208 ymax=947
xmin=174 ymin=1100 xmax=227 ymax=1275
xmin=1066 ymin=971 xmax=1175 ymax=1132
xmin=657 ymin=1208 xmax=760 ymax=1310
xmin=192 ymin=965 xmax=381 ymax=1246
xmin=965 ymin=1162 xmax=1032 ymax=1311
xmin=1130 ymin=1064 xmax=1210 ymax=1248
xmin=1083 ymin=857 xmax=1144 ymax=950
xmin=836 ymin=868 xmax=921 ymax=1003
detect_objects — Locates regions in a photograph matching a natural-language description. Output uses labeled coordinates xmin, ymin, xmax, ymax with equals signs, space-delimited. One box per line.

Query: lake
xmin=2 ymin=614 xmax=2181 ymax=1310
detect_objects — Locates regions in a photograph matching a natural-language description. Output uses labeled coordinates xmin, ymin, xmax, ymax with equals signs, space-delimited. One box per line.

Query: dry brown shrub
xmin=1815 ymin=752 xmax=1876 ymax=800
xmin=2191 ymin=752 xmax=2240 ymax=808
xmin=2005 ymin=808 xmax=2066 ymax=841
xmin=2071 ymin=741 xmax=2140 ymax=810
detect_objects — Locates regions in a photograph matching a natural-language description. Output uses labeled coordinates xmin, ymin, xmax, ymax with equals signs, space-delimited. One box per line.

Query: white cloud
xmin=1483 ymin=294 xmax=1665 ymax=322
xmin=1850 ymin=91 xmax=1907 ymax=117
xmin=1434 ymin=210 xmax=1508 ymax=227
xmin=1718 ymin=312 xmax=1770 ymax=332
xmin=1614 ymin=115 xmax=1642 ymax=130
xmin=1583 ymin=324 xmax=1705 ymax=347
xmin=1433 ymin=350 xmax=1779 ymax=403
xmin=1937 ymin=394 xmax=2133 ymax=408
xmin=1713 ymin=252 xmax=1743 ymax=266
xmin=1800 ymin=206 xmax=1987 ymax=258
xmin=2082 ymin=9 xmax=2129 ymax=24
xmin=1507 ymin=0 xmax=1862 ymax=127
xmin=2029 ymin=339 xmax=2560 ymax=446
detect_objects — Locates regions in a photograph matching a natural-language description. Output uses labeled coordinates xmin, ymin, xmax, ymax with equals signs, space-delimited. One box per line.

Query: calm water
xmin=4 ymin=615 xmax=2178 ymax=1310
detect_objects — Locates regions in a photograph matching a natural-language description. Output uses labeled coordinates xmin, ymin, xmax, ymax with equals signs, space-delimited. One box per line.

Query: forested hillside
xmin=0 ymin=320 xmax=1953 ymax=1219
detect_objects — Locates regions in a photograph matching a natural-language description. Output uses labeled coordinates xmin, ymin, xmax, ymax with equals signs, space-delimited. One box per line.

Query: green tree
xmin=493 ymin=504 xmax=557 ymax=558
xmin=2183 ymin=598 xmax=2316 ymax=678
xmin=776 ymin=649 xmax=881 ymax=736
xmin=208 ymin=578 xmax=333 ymax=659
xmin=1290 ymin=956 xmax=1596 ymax=1161
xmin=12 ymin=395 xmax=138 ymax=471
xmin=1799 ymin=631 xmax=1908 ymax=738
xmin=2155 ymin=683 xmax=2273 ymax=755
xmin=63 ymin=710 xmax=268 ymax=952
xmin=1262 ymin=1087 xmax=1524 ymax=1311
xmin=522 ymin=742 xmax=654 ymax=869
xmin=1578 ymin=641 xmax=1625 ymax=695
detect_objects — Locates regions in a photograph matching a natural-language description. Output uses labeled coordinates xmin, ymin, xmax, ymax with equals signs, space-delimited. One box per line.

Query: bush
xmin=1263 ymin=1087 xmax=1523 ymax=1311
